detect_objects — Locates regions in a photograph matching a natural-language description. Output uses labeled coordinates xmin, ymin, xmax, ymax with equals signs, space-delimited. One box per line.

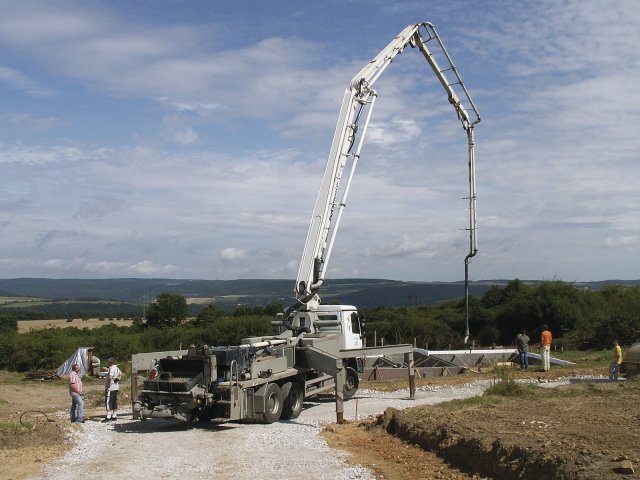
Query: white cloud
xmin=173 ymin=127 xmax=198 ymax=145
xmin=0 ymin=144 xmax=87 ymax=165
xmin=160 ymin=115 xmax=199 ymax=145
xmin=367 ymin=118 xmax=421 ymax=146
xmin=129 ymin=261 xmax=177 ymax=275
xmin=219 ymin=248 xmax=248 ymax=261
xmin=362 ymin=237 xmax=436 ymax=259
xmin=41 ymin=258 xmax=66 ymax=269
xmin=0 ymin=66 xmax=53 ymax=97
xmin=156 ymin=98 xmax=230 ymax=115
xmin=602 ymin=236 xmax=638 ymax=249
xmin=0 ymin=112 xmax=63 ymax=131
xmin=72 ymin=196 xmax=126 ymax=220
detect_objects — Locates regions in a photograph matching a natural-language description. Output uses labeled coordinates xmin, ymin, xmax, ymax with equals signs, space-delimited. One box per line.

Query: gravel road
xmin=31 ymin=382 xmax=491 ymax=480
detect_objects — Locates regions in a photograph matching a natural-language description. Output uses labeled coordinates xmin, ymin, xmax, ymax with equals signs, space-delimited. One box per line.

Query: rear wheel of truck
xmin=197 ymin=410 xmax=212 ymax=423
xmin=281 ymin=382 xmax=304 ymax=420
xmin=263 ymin=383 xmax=284 ymax=423
xmin=343 ymin=367 xmax=359 ymax=400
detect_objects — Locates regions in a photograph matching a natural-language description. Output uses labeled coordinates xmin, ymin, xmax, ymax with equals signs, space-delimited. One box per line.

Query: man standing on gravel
xmin=540 ymin=325 xmax=552 ymax=372
xmin=68 ymin=363 xmax=85 ymax=423
xmin=103 ymin=357 xmax=122 ymax=422
xmin=515 ymin=330 xmax=530 ymax=369
xmin=609 ymin=340 xmax=623 ymax=381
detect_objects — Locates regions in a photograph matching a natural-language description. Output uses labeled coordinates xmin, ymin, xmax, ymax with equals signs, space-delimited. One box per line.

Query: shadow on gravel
xmin=111 ymin=419 xmax=238 ymax=434
xmin=568 ymin=378 xmax=618 ymax=384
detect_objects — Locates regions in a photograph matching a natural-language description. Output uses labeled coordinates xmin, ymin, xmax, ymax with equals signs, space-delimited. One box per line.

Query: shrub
xmin=485 ymin=366 xmax=532 ymax=397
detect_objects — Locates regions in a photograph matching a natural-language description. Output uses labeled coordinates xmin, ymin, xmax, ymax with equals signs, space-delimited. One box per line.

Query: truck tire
xmin=343 ymin=367 xmax=359 ymax=400
xmin=262 ymin=383 xmax=284 ymax=424
xmin=281 ymin=382 xmax=304 ymax=420
xmin=197 ymin=410 xmax=213 ymax=423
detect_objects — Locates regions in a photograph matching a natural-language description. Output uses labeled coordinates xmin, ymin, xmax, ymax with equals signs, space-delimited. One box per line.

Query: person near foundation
xmin=68 ymin=363 xmax=85 ymax=423
xmin=540 ymin=325 xmax=552 ymax=372
xmin=102 ymin=357 xmax=122 ymax=422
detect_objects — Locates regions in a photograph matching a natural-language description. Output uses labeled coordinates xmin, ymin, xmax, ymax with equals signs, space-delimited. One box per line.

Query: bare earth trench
xmin=27 ymin=382 xmax=490 ymax=480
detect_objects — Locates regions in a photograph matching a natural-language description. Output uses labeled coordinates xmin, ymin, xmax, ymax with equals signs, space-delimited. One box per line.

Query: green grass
xmin=0 ymin=370 xmax=29 ymax=385
xmin=486 ymin=380 xmax=535 ymax=397
xmin=0 ymin=421 xmax=34 ymax=432
xmin=0 ymin=296 xmax=46 ymax=305
xmin=405 ymin=395 xmax=503 ymax=416
xmin=485 ymin=366 xmax=535 ymax=397
xmin=439 ymin=395 xmax=503 ymax=411
xmin=551 ymin=382 xmax=625 ymax=398
xmin=551 ymin=349 xmax=611 ymax=366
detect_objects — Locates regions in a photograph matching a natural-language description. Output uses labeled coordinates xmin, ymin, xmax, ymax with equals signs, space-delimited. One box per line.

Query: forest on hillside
xmin=0 ymin=280 xmax=638 ymax=372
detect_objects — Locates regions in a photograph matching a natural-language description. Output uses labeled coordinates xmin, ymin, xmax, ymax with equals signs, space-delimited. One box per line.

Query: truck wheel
xmin=281 ymin=382 xmax=304 ymax=420
xmin=197 ymin=410 xmax=212 ymax=423
xmin=263 ymin=383 xmax=284 ymax=424
xmin=343 ymin=367 xmax=359 ymax=400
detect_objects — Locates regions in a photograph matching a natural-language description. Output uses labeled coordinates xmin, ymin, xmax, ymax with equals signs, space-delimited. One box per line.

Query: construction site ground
xmin=1 ymin=366 xmax=638 ymax=480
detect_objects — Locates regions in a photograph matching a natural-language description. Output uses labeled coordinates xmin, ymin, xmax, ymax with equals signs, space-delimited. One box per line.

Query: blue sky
xmin=0 ymin=0 xmax=638 ymax=283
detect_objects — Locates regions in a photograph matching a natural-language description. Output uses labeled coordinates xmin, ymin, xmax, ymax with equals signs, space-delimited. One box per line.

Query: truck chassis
xmin=132 ymin=336 xmax=414 ymax=424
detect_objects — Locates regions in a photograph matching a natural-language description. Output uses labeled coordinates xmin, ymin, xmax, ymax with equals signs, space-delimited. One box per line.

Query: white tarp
xmin=56 ymin=347 xmax=92 ymax=376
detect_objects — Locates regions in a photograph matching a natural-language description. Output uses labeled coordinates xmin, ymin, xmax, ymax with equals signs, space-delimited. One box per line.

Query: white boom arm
xmin=295 ymin=22 xmax=481 ymax=310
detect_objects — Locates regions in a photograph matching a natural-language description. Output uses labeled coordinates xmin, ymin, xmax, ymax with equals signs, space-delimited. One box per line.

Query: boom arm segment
xmin=295 ymin=22 xmax=480 ymax=309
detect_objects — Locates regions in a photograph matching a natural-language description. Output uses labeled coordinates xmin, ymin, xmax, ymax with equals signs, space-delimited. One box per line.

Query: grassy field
xmin=0 ymin=296 xmax=47 ymax=305
xmin=17 ymin=318 xmax=134 ymax=332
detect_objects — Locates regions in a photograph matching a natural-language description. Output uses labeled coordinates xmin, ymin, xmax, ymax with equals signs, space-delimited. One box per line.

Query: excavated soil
xmin=322 ymin=377 xmax=640 ymax=479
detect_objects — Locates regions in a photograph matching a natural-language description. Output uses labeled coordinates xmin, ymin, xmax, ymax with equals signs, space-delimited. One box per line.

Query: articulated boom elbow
xmin=293 ymin=21 xmax=480 ymax=314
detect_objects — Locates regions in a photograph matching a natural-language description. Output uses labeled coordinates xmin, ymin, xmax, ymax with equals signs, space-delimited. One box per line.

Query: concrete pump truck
xmin=131 ymin=22 xmax=480 ymax=425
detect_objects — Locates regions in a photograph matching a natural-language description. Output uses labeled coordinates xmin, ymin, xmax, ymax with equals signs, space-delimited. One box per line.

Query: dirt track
xmin=2 ymin=369 xmax=639 ymax=480
xmin=22 ymin=382 xmax=487 ymax=479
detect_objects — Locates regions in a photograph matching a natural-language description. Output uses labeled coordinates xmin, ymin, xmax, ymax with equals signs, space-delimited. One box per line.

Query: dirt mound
xmin=0 ymin=415 xmax=65 ymax=450
xmin=322 ymin=420 xmax=477 ymax=480
xmin=374 ymin=380 xmax=640 ymax=479
xmin=0 ymin=414 xmax=74 ymax=480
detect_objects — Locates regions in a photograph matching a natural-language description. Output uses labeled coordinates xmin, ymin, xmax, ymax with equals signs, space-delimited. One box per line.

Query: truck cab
xmin=279 ymin=304 xmax=365 ymax=350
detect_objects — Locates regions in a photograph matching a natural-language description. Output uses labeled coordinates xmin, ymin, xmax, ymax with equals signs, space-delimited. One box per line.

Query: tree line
xmin=1 ymin=280 xmax=638 ymax=372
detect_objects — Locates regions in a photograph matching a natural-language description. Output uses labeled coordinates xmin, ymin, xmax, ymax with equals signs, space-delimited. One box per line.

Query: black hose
xmin=20 ymin=410 xmax=55 ymax=425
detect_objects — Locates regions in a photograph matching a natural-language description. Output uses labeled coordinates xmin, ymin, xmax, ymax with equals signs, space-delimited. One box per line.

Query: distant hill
xmin=0 ymin=277 xmax=492 ymax=309
xmin=327 ymin=281 xmax=494 ymax=308
xmin=0 ymin=278 xmax=638 ymax=312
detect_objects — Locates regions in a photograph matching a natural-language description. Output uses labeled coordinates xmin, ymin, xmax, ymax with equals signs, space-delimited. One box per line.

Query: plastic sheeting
xmin=56 ymin=347 xmax=92 ymax=376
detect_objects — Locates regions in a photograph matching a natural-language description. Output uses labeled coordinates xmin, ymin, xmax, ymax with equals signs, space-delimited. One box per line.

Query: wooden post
xmin=335 ymin=361 xmax=345 ymax=424
xmin=131 ymin=372 xmax=139 ymax=419
xmin=405 ymin=351 xmax=416 ymax=400
xmin=87 ymin=350 xmax=93 ymax=377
